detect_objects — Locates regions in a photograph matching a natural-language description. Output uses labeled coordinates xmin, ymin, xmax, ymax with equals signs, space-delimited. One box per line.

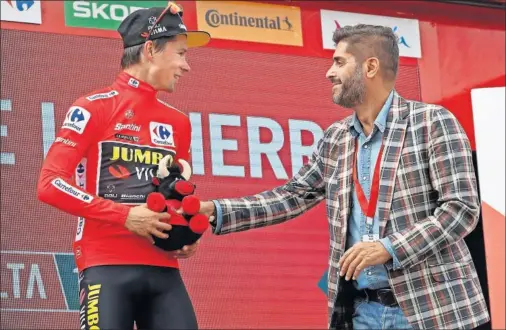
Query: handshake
xmin=124 ymin=155 xmax=216 ymax=251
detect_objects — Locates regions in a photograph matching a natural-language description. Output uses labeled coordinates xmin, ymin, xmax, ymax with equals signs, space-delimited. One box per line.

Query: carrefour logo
xmin=1 ymin=0 xmax=41 ymax=24
xmin=5 ymin=0 xmax=34 ymax=11
xmin=51 ymin=178 xmax=93 ymax=203
xmin=62 ymin=106 xmax=91 ymax=134
xmin=150 ymin=122 xmax=175 ymax=147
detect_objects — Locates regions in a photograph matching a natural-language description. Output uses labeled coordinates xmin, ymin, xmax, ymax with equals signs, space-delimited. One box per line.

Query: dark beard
xmin=333 ymin=66 xmax=366 ymax=108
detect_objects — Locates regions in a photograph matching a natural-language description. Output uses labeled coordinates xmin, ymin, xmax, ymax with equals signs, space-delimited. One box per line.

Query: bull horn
xmin=157 ymin=155 xmax=172 ymax=178
xmin=179 ymin=159 xmax=192 ymax=180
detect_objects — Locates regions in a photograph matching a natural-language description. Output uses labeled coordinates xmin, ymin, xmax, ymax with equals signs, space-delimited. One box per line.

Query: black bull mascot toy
xmin=146 ymin=155 xmax=209 ymax=251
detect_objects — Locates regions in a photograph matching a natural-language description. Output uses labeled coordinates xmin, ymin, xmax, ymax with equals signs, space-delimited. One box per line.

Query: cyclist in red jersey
xmin=37 ymin=3 xmax=211 ymax=329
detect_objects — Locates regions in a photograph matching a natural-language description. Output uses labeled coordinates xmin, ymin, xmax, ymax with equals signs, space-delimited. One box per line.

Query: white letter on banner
xmin=289 ymin=120 xmax=323 ymax=176
xmin=189 ymin=112 xmax=204 ymax=175
xmin=247 ymin=117 xmax=287 ymax=179
xmin=41 ymin=102 xmax=56 ymax=159
xmin=7 ymin=263 xmax=25 ymax=298
xmin=1 ymin=99 xmax=15 ymax=165
xmin=26 ymin=264 xmax=47 ymax=299
xmin=209 ymin=114 xmax=244 ymax=177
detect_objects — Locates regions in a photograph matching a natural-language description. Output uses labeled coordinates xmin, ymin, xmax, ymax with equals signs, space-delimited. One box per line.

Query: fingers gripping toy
xmin=146 ymin=155 xmax=209 ymax=251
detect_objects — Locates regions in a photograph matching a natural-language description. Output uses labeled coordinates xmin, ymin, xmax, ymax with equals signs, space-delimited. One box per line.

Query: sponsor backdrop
xmin=64 ymin=0 xmax=167 ymax=30
xmin=196 ymin=1 xmax=303 ymax=46
xmin=0 ymin=21 xmax=421 ymax=330
xmin=320 ymin=10 xmax=422 ymax=58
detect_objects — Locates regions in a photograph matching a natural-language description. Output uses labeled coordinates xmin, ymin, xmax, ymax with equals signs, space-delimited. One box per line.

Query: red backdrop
xmin=0 ymin=28 xmax=420 ymax=329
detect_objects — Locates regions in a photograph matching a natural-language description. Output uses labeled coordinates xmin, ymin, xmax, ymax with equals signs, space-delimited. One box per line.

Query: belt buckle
xmin=377 ymin=288 xmax=397 ymax=307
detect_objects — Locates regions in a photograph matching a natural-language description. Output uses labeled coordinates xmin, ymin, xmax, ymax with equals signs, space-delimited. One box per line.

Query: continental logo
xmin=205 ymin=10 xmax=292 ymax=30
xmin=196 ymin=1 xmax=302 ymax=46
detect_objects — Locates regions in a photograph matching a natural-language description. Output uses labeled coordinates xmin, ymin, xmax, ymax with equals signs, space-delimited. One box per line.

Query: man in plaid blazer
xmin=199 ymin=24 xmax=490 ymax=329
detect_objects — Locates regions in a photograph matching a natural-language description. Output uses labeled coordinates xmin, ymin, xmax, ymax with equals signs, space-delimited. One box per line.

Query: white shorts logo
xmin=62 ymin=106 xmax=91 ymax=134
xmin=52 ymin=178 xmax=93 ymax=203
xmin=150 ymin=122 xmax=175 ymax=147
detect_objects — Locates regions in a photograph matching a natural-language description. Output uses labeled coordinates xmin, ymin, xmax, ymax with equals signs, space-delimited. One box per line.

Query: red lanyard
xmin=352 ymin=138 xmax=384 ymax=227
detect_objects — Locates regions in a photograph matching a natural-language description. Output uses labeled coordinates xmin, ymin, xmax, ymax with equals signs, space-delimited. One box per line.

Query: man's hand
xmin=125 ymin=204 xmax=172 ymax=244
xmin=338 ymin=242 xmax=392 ymax=281
xmin=177 ymin=201 xmax=216 ymax=223
xmin=169 ymin=239 xmax=200 ymax=259
xmin=199 ymin=201 xmax=215 ymax=222
xmin=170 ymin=201 xmax=215 ymax=258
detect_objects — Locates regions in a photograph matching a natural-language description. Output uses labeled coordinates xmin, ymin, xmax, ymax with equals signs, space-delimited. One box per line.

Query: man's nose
xmin=182 ymin=60 xmax=191 ymax=73
xmin=326 ymin=67 xmax=335 ymax=80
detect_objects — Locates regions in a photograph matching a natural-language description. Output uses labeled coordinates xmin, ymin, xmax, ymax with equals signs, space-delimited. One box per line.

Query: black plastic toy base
xmin=152 ymin=225 xmax=202 ymax=251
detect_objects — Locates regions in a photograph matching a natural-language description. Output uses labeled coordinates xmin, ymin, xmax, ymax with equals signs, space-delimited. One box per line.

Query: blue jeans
xmin=353 ymin=298 xmax=413 ymax=329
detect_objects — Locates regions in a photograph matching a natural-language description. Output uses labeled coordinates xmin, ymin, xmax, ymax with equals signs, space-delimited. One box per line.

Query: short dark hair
xmin=120 ymin=36 xmax=176 ymax=69
xmin=332 ymin=24 xmax=399 ymax=80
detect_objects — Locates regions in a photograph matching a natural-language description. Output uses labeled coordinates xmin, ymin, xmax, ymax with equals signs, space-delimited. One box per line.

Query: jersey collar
xmin=115 ymin=71 xmax=157 ymax=96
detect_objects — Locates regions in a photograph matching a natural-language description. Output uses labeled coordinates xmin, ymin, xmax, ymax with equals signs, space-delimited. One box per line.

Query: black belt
xmin=356 ymin=288 xmax=398 ymax=307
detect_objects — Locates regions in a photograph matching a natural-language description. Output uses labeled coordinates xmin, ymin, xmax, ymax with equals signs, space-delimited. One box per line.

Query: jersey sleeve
xmin=37 ymin=99 xmax=130 ymax=225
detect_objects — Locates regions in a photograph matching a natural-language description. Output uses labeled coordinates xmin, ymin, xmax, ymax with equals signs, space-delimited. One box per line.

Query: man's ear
xmin=143 ymin=40 xmax=155 ymax=61
xmin=364 ymin=57 xmax=380 ymax=79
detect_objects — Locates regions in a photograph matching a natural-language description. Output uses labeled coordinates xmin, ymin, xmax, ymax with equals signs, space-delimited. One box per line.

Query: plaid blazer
xmin=213 ymin=91 xmax=490 ymax=329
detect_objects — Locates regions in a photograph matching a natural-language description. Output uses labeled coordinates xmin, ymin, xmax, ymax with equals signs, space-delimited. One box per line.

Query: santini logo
xmin=205 ymin=9 xmax=293 ymax=31
xmin=52 ymin=178 xmax=93 ymax=203
xmin=55 ymin=137 xmax=77 ymax=147
xmin=114 ymin=123 xmax=141 ymax=132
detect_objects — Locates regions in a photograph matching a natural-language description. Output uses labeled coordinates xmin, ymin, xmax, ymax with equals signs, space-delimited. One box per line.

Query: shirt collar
xmin=348 ymin=90 xmax=394 ymax=136
xmin=115 ymin=71 xmax=157 ymax=96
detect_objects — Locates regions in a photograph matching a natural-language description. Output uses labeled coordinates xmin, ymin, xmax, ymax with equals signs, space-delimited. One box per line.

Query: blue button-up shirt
xmin=346 ymin=90 xmax=399 ymax=290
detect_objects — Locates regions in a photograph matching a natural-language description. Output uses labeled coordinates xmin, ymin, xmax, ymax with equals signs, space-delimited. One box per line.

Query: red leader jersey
xmin=37 ymin=72 xmax=191 ymax=272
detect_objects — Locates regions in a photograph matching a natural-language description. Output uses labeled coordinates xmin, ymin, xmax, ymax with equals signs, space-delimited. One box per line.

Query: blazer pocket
xmin=428 ymin=261 xmax=474 ymax=282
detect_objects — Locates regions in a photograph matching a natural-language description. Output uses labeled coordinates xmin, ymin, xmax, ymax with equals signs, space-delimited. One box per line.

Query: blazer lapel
xmin=379 ymin=91 xmax=410 ymax=238
xmin=339 ymin=135 xmax=355 ymax=243
xmin=328 ymin=125 xmax=355 ymax=249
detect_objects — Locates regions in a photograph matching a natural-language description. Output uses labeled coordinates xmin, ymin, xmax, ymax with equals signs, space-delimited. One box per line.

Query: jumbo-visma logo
xmin=196 ymin=1 xmax=302 ymax=46
xmin=107 ymin=144 xmax=169 ymax=180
